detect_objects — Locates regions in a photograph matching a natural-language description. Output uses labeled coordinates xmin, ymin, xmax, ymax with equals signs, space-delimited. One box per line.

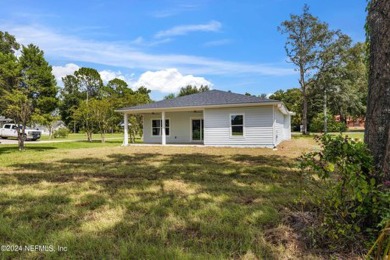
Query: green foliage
xmin=74 ymin=67 xmax=103 ymax=99
xmin=308 ymin=42 xmax=368 ymax=124
xmin=53 ymin=128 xmax=70 ymax=138
xmin=309 ymin=112 xmax=347 ymax=132
xmin=299 ymin=134 xmax=388 ymax=251
xmin=0 ymin=33 xmax=58 ymax=150
xmin=366 ymin=221 xmax=390 ymax=260
xmin=59 ymin=75 xmax=82 ymax=130
xmin=72 ymin=100 xmax=94 ymax=141
xmin=278 ymin=4 xmax=338 ymax=134
xmin=0 ymin=31 xmax=20 ymax=54
xmin=164 ymin=93 xmax=176 ymax=100
xmin=178 ymin=85 xmax=209 ymax=97
xmin=88 ymin=99 xmax=114 ymax=143
xmin=59 ymin=72 xmax=151 ymax=137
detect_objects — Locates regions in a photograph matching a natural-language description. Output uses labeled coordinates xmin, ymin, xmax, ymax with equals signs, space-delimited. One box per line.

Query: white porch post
xmin=161 ymin=111 xmax=166 ymax=145
xmin=123 ymin=113 xmax=129 ymax=146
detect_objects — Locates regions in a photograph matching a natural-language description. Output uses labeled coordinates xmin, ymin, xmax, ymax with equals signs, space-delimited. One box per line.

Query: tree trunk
xmin=18 ymin=123 xmax=25 ymax=151
xmin=365 ymin=0 xmax=390 ymax=180
xmin=101 ymin=131 xmax=105 ymax=143
xmin=300 ymin=68 xmax=308 ymax=135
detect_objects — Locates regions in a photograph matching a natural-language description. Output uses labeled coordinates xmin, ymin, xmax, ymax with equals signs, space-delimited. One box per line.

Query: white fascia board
xmin=115 ymin=102 xmax=282 ymax=114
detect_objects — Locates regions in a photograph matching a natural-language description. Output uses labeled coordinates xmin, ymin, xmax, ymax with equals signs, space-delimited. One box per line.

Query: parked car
xmin=0 ymin=124 xmax=42 ymax=141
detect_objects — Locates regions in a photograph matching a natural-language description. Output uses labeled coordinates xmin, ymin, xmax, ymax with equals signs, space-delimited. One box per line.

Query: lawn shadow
xmin=1 ymin=150 xmax=302 ymax=259
xmin=0 ymin=145 xmax=57 ymax=155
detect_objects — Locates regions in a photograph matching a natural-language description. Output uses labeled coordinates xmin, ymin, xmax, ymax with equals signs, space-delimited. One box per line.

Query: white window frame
xmin=229 ymin=113 xmax=245 ymax=138
xmin=151 ymin=118 xmax=170 ymax=137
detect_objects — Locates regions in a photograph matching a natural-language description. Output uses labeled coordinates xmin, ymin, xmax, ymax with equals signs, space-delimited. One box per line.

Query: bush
xmin=53 ymin=128 xmax=70 ymax=138
xmin=298 ymin=134 xmax=388 ymax=252
xmin=309 ymin=113 xmax=347 ymax=132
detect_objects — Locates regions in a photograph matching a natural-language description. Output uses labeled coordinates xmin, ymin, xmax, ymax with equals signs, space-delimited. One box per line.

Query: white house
xmin=116 ymin=90 xmax=294 ymax=147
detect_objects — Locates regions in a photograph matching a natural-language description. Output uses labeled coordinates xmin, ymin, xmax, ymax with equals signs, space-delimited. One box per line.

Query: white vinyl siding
xmin=143 ymin=111 xmax=203 ymax=144
xmin=274 ymin=109 xmax=292 ymax=145
xmin=204 ymin=106 xmax=274 ymax=147
xmin=274 ymin=109 xmax=284 ymax=146
xmin=283 ymin=114 xmax=292 ymax=140
xmin=140 ymin=106 xmax=291 ymax=147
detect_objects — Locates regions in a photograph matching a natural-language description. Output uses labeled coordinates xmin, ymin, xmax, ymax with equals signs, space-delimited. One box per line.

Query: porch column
xmin=123 ymin=113 xmax=129 ymax=146
xmin=161 ymin=111 xmax=166 ymax=145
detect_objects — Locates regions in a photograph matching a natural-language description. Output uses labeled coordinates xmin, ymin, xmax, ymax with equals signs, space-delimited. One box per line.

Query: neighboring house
xmin=334 ymin=115 xmax=365 ymax=128
xmin=34 ymin=121 xmax=67 ymax=135
xmin=116 ymin=90 xmax=294 ymax=147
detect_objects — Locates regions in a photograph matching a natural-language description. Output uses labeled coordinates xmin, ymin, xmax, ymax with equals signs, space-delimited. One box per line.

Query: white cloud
xmin=155 ymin=20 xmax=222 ymax=39
xmin=99 ymin=70 xmax=125 ymax=82
xmin=134 ymin=68 xmax=212 ymax=93
xmin=4 ymin=23 xmax=295 ymax=77
xmin=52 ymin=63 xmax=80 ymax=82
xmin=52 ymin=63 xmax=135 ymax=86
xmin=99 ymin=70 xmax=135 ymax=85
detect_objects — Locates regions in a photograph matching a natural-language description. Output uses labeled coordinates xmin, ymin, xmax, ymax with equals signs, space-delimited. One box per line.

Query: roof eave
xmin=115 ymin=102 xmax=282 ymax=114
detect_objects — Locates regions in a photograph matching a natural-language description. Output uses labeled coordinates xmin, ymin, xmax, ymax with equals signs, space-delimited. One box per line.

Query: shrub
xmin=53 ymin=128 xmax=70 ymax=138
xmin=309 ymin=113 xmax=347 ymax=132
xmin=298 ymin=134 xmax=388 ymax=252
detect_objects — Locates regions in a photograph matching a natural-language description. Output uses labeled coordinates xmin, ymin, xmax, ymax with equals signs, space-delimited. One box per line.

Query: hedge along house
xmin=116 ymin=90 xmax=294 ymax=148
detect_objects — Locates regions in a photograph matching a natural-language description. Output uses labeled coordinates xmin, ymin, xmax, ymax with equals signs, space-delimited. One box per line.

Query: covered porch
xmin=122 ymin=110 xmax=204 ymax=146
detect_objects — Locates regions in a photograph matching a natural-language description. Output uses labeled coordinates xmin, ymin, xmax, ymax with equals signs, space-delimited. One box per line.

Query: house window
xmin=230 ymin=114 xmax=244 ymax=136
xmin=152 ymin=119 xmax=170 ymax=136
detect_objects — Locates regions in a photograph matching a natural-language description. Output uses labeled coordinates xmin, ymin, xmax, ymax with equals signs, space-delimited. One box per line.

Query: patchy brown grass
xmin=0 ymin=137 xmax=325 ymax=259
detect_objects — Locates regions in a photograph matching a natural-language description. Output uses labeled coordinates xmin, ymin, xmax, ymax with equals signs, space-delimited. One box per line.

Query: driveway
xmin=0 ymin=139 xmax=37 ymax=145
xmin=0 ymin=137 xmax=122 ymax=145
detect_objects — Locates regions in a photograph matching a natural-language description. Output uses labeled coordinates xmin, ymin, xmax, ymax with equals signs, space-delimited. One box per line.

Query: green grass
xmin=292 ymin=131 xmax=364 ymax=141
xmin=0 ymin=139 xmax=317 ymax=259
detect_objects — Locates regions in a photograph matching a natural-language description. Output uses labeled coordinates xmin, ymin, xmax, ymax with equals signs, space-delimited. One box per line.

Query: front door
xmin=191 ymin=119 xmax=204 ymax=142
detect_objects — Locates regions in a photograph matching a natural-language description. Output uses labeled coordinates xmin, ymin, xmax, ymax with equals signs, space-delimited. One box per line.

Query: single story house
xmin=116 ymin=90 xmax=294 ymax=147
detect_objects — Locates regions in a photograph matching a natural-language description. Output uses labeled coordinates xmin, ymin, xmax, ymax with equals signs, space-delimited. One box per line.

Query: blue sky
xmin=0 ymin=0 xmax=367 ymax=100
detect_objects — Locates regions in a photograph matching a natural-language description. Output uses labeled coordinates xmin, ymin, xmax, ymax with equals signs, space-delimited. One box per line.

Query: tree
xmin=89 ymin=99 xmax=113 ymax=143
xmin=0 ymin=31 xmax=20 ymax=54
xmin=278 ymin=5 xmax=339 ymax=134
xmin=105 ymin=78 xmax=133 ymax=98
xmin=164 ymin=93 xmax=176 ymax=100
xmin=72 ymin=100 xmax=93 ymax=141
xmin=19 ymin=44 xmax=59 ymax=136
xmin=59 ymin=75 xmax=82 ymax=132
xmin=73 ymin=67 xmax=103 ymax=140
xmin=365 ymin=0 xmax=390 ymax=179
xmin=178 ymin=85 xmax=209 ymax=97
xmin=0 ymin=40 xmax=58 ymax=150
xmin=74 ymin=67 xmax=103 ymax=101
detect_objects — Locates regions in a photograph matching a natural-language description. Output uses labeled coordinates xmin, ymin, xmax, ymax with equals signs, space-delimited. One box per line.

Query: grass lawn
xmin=0 ymin=138 xmax=319 ymax=259
xmin=292 ymin=131 xmax=364 ymax=140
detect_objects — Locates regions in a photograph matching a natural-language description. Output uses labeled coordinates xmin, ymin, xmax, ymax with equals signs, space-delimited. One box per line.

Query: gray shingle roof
xmin=117 ymin=90 xmax=278 ymax=111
